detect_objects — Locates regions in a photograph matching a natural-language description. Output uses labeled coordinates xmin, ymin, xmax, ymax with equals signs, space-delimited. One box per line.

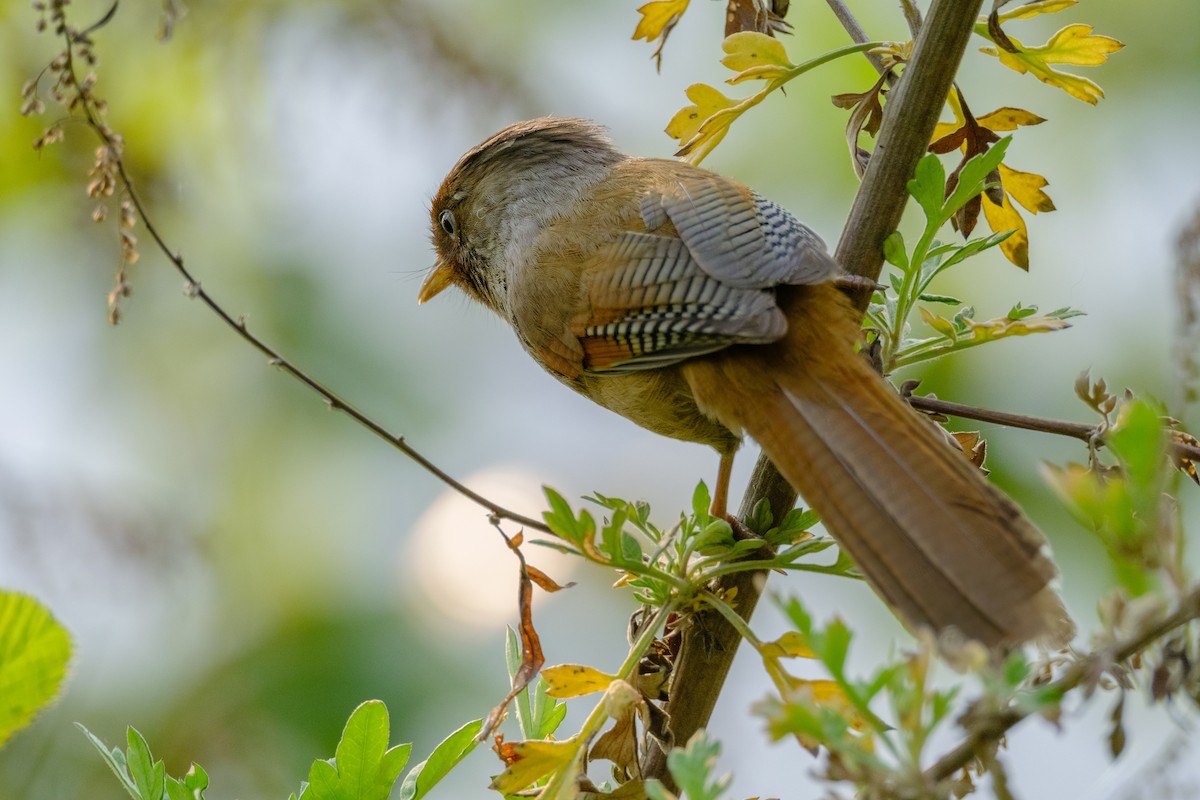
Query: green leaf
xmin=127 ymin=727 xmax=166 ymax=800
xmin=745 ymin=498 xmax=774 ymax=535
xmin=305 ymin=701 xmax=411 ymax=800
xmin=1108 ymin=399 xmax=1168 ymax=503
xmin=398 ymin=719 xmax=482 ymax=800
xmin=945 ymin=137 xmax=1012 ymax=216
xmin=78 ymin=724 xmax=207 ymax=800
xmin=882 ymin=231 xmax=909 ymax=269
xmin=78 ymin=724 xmax=141 ymax=799
xmin=662 ymin=731 xmax=730 ymax=800
xmin=505 ymin=627 xmax=533 ymax=738
xmin=0 ymin=590 xmax=72 ymax=745
xmin=918 ymin=293 xmax=962 ymax=306
xmin=908 ymin=153 xmax=947 ymax=223
xmin=691 ymin=481 xmax=712 ymax=526
xmin=1007 ymin=302 xmax=1039 ymax=320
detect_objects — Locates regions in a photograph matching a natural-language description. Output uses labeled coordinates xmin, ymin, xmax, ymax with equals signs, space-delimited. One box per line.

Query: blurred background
xmin=2 ymin=1 xmax=1198 ymax=797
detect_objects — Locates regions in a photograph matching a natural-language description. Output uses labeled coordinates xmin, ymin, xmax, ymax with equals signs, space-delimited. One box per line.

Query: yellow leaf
xmin=665 ymin=83 xmax=736 ymax=146
xmin=668 ymin=83 xmax=744 ymax=164
xmin=996 ymin=0 xmax=1077 ymax=22
xmin=999 ymin=163 xmax=1054 ymax=214
xmin=721 ymin=31 xmax=793 ymax=82
xmin=788 ymin=679 xmax=869 ymax=733
xmin=760 ymin=631 xmax=816 ymax=660
xmin=633 ymin=0 xmax=691 ymax=42
xmin=1036 ymin=23 xmax=1123 ymax=66
xmin=975 ymin=106 xmax=1046 ymax=132
xmin=966 ymin=314 xmax=1070 ymax=341
xmin=982 ymin=25 xmax=1123 ymax=105
xmin=541 ymin=664 xmax=616 ymax=698
xmin=982 ymin=190 xmax=1030 ymax=269
xmin=490 ymin=738 xmax=579 ymax=795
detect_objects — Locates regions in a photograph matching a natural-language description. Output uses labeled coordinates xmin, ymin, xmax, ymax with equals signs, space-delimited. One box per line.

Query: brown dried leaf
xmin=480 ymin=530 xmax=546 ymax=740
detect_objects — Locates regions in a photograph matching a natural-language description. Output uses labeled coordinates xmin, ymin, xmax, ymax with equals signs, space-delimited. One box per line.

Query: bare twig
xmin=926 ymin=585 xmax=1200 ymax=783
xmin=51 ymin=20 xmax=551 ymax=535
xmin=899 ymin=0 xmax=925 ymax=38
xmin=909 ymin=394 xmax=1200 ymax=463
xmin=644 ymin=0 xmax=987 ymax=786
xmin=824 ymin=0 xmax=887 ymax=74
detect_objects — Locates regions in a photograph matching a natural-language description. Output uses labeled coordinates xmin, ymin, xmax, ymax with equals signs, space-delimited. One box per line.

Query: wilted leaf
xmin=1107 ymin=694 xmax=1127 ymax=758
xmin=833 ymin=72 xmax=890 ymax=178
xmin=541 ymin=664 xmax=616 ymax=698
xmin=481 ymin=530 xmax=546 ymax=740
xmin=951 ymin=430 xmax=989 ymax=472
xmin=1168 ymin=430 xmax=1200 ymax=485
xmin=489 ymin=738 xmax=579 ymax=795
xmin=526 ymin=564 xmax=574 ymax=592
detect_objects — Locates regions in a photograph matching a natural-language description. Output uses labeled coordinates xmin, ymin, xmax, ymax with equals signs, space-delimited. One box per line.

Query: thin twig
xmin=57 ymin=26 xmax=551 ymax=535
xmin=909 ymin=394 xmax=1200 ymax=463
xmin=925 ymin=585 xmax=1200 ymax=783
xmin=899 ymin=0 xmax=924 ymax=38
xmin=824 ymin=0 xmax=887 ymax=74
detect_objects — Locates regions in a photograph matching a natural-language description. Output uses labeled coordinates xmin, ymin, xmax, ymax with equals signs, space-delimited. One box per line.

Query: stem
xmin=823 ymin=0 xmax=888 ymax=74
xmin=925 ymin=585 xmax=1200 ymax=783
xmin=58 ymin=28 xmax=551 ymax=535
xmin=888 ymin=220 xmax=942 ymax=367
xmin=907 ymin=394 xmax=1200 ymax=463
xmin=646 ymin=0 xmax=987 ymax=786
xmin=537 ymin=598 xmax=680 ymax=797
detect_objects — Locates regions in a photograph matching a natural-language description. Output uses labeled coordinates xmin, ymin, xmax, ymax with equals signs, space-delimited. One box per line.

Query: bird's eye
xmin=438 ymin=209 xmax=457 ymax=237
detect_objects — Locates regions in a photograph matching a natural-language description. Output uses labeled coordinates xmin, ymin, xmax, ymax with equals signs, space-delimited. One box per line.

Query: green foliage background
xmin=1 ymin=1 xmax=1198 ymax=797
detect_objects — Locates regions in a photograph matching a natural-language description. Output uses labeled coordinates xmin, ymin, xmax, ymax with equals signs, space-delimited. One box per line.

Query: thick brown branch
xmin=926 ymin=585 xmax=1200 ymax=784
xmin=644 ymin=0 xmax=985 ymax=786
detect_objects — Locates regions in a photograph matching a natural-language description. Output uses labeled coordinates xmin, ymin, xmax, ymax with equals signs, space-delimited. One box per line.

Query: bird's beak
xmin=417 ymin=261 xmax=454 ymax=304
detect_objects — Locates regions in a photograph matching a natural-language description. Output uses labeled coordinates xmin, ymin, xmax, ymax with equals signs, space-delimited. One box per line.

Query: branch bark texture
xmin=644 ymin=0 xmax=986 ymax=785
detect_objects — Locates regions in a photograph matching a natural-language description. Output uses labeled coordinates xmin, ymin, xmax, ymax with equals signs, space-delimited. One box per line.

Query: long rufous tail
xmin=683 ymin=283 xmax=1074 ymax=648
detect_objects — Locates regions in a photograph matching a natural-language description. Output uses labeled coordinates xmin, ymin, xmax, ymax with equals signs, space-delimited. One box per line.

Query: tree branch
xmin=824 ymin=0 xmax=887 ymax=74
xmin=50 ymin=20 xmax=551 ymax=535
xmin=909 ymin=394 xmax=1200 ymax=463
xmin=926 ymin=584 xmax=1200 ymax=784
xmin=644 ymin=0 xmax=985 ymax=785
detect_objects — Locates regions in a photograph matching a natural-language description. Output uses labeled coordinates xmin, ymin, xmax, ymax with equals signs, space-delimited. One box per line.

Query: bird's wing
xmin=641 ymin=172 xmax=839 ymax=289
xmin=575 ymin=231 xmax=785 ymax=373
xmin=575 ymin=173 xmax=837 ymax=374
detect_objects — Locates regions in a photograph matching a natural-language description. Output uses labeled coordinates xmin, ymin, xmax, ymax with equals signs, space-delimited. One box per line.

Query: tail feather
xmin=683 ymin=284 xmax=1073 ymax=648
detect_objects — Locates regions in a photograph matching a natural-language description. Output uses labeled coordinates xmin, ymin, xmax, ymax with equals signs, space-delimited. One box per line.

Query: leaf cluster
xmin=867 ymin=142 xmax=1083 ymax=373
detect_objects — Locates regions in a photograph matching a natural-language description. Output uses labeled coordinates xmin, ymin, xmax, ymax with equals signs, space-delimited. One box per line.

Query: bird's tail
xmin=683 ymin=283 xmax=1073 ymax=648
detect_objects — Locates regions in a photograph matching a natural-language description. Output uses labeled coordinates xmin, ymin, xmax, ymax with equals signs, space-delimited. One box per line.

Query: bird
xmin=418 ymin=116 xmax=1073 ymax=649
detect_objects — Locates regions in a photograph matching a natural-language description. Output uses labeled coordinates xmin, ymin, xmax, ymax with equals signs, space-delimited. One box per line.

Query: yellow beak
xmin=417 ymin=261 xmax=455 ymax=304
